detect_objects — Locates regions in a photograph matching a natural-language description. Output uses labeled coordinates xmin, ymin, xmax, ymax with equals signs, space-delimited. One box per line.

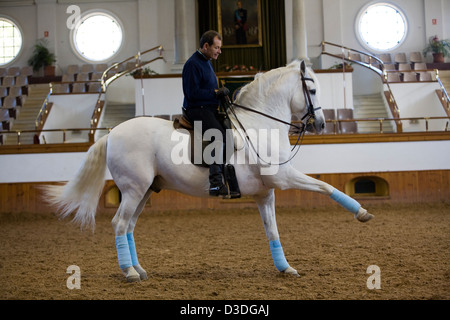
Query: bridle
xmin=225 ymin=67 xmax=322 ymax=165
xmin=300 ymin=71 xmax=322 ymax=126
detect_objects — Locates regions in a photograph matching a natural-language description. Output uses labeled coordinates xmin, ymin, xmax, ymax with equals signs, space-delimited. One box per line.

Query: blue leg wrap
xmin=127 ymin=233 xmax=139 ymax=266
xmin=330 ymin=189 xmax=361 ymax=215
xmin=115 ymin=235 xmax=132 ymax=269
xmin=269 ymin=240 xmax=290 ymax=272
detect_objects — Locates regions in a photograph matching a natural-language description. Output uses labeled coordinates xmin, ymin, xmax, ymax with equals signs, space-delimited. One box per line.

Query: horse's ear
xmin=300 ymin=60 xmax=306 ymax=74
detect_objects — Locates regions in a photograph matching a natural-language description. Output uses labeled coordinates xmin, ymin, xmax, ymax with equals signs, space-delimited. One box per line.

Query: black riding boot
xmin=209 ymin=164 xmax=228 ymax=196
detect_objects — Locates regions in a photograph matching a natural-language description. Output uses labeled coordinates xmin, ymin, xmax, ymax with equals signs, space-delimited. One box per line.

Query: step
xmin=353 ymin=93 xmax=394 ymax=133
xmin=4 ymin=84 xmax=49 ymax=145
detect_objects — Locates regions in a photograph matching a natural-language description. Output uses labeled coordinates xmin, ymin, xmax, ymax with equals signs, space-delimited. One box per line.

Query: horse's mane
xmin=235 ymin=60 xmax=306 ymax=107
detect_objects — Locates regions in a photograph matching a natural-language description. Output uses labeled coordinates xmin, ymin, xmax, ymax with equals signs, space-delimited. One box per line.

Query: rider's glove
xmin=215 ymin=87 xmax=230 ymax=98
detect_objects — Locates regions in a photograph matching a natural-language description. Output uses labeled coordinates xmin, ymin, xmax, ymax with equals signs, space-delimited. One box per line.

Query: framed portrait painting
xmin=217 ymin=0 xmax=262 ymax=48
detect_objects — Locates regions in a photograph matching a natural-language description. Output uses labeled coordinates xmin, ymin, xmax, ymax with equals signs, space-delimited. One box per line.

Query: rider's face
xmin=202 ymin=37 xmax=222 ymax=60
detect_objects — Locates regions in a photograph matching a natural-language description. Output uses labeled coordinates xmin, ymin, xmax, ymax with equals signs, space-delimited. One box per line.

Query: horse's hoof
xmin=355 ymin=208 xmax=374 ymax=223
xmin=139 ymin=272 xmax=148 ymax=281
xmin=283 ymin=266 xmax=300 ymax=277
xmin=133 ymin=265 xmax=148 ymax=281
xmin=126 ymin=274 xmax=141 ymax=283
xmin=122 ymin=266 xmax=141 ymax=283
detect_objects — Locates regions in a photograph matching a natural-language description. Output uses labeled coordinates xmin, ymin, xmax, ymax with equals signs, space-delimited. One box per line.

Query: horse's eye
xmin=309 ymin=89 xmax=316 ymax=95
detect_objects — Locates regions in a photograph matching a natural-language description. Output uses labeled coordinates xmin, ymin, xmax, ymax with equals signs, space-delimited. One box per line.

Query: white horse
xmin=43 ymin=60 xmax=373 ymax=282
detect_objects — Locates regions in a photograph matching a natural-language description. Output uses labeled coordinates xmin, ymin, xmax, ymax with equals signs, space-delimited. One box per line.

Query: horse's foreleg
xmin=254 ymin=190 xmax=299 ymax=277
xmin=274 ymin=168 xmax=373 ymax=222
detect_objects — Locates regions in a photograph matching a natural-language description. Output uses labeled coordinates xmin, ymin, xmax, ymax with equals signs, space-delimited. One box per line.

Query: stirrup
xmin=209 ymin=184 xmax=228 ymax=197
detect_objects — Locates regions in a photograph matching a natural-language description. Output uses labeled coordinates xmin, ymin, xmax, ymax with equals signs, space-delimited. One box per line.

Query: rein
xmin=225 ymin=70 xmax=320 ymax=166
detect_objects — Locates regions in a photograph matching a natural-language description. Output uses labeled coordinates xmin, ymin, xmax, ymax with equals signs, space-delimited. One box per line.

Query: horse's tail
xmin=42 ymin=134 xmax=109 ymax=231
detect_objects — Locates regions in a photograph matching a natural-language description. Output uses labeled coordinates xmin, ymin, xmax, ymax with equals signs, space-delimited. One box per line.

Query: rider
xmin=182 ymin=30 xmax=230 ymax=197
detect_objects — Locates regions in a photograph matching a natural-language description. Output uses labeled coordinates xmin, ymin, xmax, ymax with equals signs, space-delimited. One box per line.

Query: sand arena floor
xmin=0 ymin=203 xmax=449 ymax=300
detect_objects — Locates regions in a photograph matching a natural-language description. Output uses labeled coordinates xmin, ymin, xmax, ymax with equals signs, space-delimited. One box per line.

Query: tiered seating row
xmin=381 ymin=52 xmax=433 ymax=82
xmin=350 ymin=51 xmax=435 ymax=83
xmin=288 ymin=108 xmax=358 ymax=135
xmin=322 ymin=108 xmax=357 ymax=134
xmin=0 ymin=66 xmax=32 ymax=134
xmin=53 ymin=63 xmax=129 ymax=94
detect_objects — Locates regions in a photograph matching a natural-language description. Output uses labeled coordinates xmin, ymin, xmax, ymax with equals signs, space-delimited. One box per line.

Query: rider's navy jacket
xmin=182 ymin=50 xmax=219 ymax=109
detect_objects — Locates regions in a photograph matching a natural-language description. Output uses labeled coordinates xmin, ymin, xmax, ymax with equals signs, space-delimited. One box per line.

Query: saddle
xmin=173 ymin=110 xmax=241 ymax=199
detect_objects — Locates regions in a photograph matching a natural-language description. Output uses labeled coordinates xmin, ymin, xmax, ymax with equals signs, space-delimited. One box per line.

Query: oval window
xmin=72 ymin=11 xmax=123 ymax=62
xmin=0 ymin=17 xmax=23 ymax=65
xmin=356 ymin=3 xmax=407 ymax=52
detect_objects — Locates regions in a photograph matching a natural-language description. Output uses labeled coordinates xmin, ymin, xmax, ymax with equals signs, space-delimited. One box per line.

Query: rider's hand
xmin=215 ymin=87 xmax=230 ymax=98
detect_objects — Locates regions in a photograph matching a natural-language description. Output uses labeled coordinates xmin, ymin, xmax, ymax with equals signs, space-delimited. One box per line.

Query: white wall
xmin=1 ymin=139 xmax=449 ymax=183
xmin=135 ymin=76 xmax=184 ymax=116
xmin=388 ymin=82 xmax=448 ymax=132
xmin=315 ymin=71 xmax=354 ymax=110
xmin=43 ymin=93 xmax=101 ymax=143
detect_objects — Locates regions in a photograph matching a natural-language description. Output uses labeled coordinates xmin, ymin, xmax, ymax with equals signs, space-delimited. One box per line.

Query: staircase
xmin=5 ymin=84 xmax=50 ymax=145
xmin=97 ymin=103 xmax=135 ymax=138
xmin=439 ymin=70 xmax=450 ymax=93
xmin=353 ymin=93 xmax=395 ymax=133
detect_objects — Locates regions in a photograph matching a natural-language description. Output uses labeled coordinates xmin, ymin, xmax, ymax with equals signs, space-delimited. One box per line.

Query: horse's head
xmin=290 ymin=61 xmax=325 ymax=134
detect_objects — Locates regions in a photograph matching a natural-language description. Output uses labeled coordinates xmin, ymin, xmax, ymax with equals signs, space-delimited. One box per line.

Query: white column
xmin=35 ymin=0 xmax=57 ymax=72
xmin=292 ymin=0 xmax=308 ymax=62
xmin=174 ymin=0 xmax=190 ymax=66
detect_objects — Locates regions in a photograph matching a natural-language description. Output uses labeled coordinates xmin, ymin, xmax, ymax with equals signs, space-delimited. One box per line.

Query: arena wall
xmin=0 ymin=169 xmax=448 ymax=215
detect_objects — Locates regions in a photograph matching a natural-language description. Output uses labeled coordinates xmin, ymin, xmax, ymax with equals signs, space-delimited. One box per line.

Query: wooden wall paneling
xmin=1 ymin=171 xmax=450 ymax=214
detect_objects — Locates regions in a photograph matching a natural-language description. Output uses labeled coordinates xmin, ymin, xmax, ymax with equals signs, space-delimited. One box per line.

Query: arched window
xmin=356 ymin=3 xmax=408 ymax=52
xmin=71 ymin=11 xmax=123 ymax=62
xmin=0 ymin=17 xmax=23 ymax=65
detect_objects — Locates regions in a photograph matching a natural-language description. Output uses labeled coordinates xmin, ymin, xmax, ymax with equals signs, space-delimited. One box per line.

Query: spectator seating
xmin=419 ymin=72 xmax=433 ymax=81
xmin=379 ymin=51 xmax=438 ymax=83
xmin=72 ymin=82 xmax=86 ymax=93
xmin=409 ymin=52 xmax=424 ymax=63
xmin=53 ymin=63 xmax=123 ymax=95
xmin=398 ymin=63 xmax=411 ymax=71
xmin=394 ymin=52 xmax=408 ymax=64
xmin=403 ymin=72 xmax=418 ymax=82
xmin=322 ymin=109 xmax=337 ymax=134
xmin=337 ymin=108 xmax=358 ymax=134
xmin=414 ymin=62 xmax=427 ymax=71
xmin=0 ymin=66 xmax=32 ymax=131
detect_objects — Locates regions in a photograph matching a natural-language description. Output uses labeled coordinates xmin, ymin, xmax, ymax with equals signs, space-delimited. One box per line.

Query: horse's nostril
xmin=321 ymin=123 xmax=325 ymax=129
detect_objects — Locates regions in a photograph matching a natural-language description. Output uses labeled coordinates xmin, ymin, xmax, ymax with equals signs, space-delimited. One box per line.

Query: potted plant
xmin=423 ymin=35 xmax=450 ymax=63
xmin=28 ymin=39 xmax=56 ymax=77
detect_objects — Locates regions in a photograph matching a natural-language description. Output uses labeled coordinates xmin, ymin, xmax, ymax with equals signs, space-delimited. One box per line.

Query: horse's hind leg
xmin=125 ymin=187 xmax=153 ymax=281
xmin=112 ymin=188 xmax=152 ymax=282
